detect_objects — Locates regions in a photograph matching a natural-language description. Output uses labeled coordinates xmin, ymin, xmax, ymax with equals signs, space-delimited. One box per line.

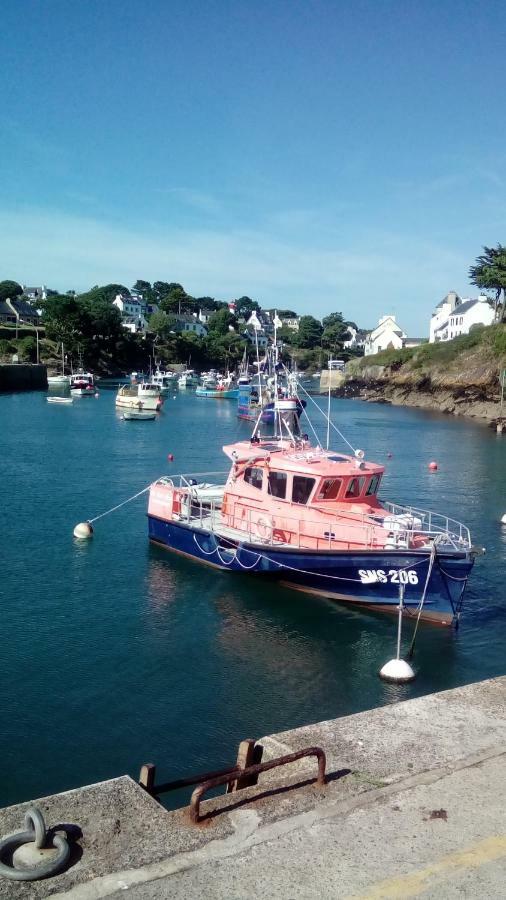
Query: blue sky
xmin=1 ymin=0 xmax=505 ymax=334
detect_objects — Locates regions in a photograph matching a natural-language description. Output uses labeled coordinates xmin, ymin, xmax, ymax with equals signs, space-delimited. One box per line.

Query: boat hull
xmin=147 ymin=516 xmax=474 ymax=624
xmin=196 ymin=388 xmax=239 ymax=399
xmin=116 ymin=395 xmax=161 ymax=410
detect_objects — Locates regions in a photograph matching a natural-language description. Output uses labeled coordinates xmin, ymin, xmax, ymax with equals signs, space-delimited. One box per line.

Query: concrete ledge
xmin=1 ymin=677 xmax=505 ymax=898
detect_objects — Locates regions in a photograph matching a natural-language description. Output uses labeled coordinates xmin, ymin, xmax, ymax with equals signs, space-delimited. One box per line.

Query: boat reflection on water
xmin=145 ymin=545 xmax=461 ymax=711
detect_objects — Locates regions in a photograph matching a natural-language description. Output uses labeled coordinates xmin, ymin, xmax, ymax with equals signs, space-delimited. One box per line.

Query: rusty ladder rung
xmin=189 ymin=745 xmax=326 ymax=824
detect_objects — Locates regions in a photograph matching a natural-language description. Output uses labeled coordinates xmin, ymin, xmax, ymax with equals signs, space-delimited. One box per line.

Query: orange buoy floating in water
xmin=167 ymin=453 xmax=174 ymax=461
xmin=428 ymin=461 xmax=438 ymax=471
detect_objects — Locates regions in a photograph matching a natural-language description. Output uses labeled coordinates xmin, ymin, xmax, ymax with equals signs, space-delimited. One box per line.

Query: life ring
xmin=255 ymin=515 xmax=273 ymax=543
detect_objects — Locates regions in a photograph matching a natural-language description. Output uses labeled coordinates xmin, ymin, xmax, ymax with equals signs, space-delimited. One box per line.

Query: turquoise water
xmin=0 ymin=389 xmax=505 ymax=808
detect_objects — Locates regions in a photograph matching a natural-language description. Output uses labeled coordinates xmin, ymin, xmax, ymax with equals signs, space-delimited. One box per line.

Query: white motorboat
xmin=46 ymin=396 xmax=73 ymax=404
xmin=116 ymin=382 xmax=163 ymax=411
xmin=152 ymin=369 xmax=177 ymax=393
xmin=70 ymin=371 xmax=95 ymax=396
xmin=178 ymin=370 xmax=198 ymax=388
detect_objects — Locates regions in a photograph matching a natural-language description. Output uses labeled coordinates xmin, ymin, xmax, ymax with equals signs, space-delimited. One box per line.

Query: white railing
xmin=153 ymin=475 xmax=472 ymax=552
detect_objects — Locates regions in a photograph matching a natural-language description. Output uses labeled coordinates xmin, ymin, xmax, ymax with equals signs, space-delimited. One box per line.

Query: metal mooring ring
xmin=0 ymin=807 xmax=70 ymax=881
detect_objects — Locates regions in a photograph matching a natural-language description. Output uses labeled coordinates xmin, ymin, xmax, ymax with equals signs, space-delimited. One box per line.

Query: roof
xmin=449 ymin=298 xmax=479 ymax=317
xmin=436 ymin=292 xmax=460 ymax=309
xmin=434 ymin=319 xmax=449 ymax=332
xmin=222 ymin=440 xmax=383 ymax=479
xmin=0 ymin=298 xmax=40 ymax=318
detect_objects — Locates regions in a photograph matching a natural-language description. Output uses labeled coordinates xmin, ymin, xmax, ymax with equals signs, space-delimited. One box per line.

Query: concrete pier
xmin=1 ymin=676 xmax=505 ymax=897
xmin=0 ymin=364 xmax=47 ymax=392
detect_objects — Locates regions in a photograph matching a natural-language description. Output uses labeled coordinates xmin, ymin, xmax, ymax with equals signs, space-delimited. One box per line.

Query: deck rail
xmin=153 ymin=475 xmax=472 ymax=552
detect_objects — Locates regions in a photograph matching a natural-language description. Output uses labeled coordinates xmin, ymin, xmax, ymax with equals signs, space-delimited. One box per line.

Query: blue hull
xmin=148 ymin=516 xmax=474 ymax=624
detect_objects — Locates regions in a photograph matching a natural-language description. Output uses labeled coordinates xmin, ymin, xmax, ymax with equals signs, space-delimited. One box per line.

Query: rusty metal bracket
xmin=189 ymin=745 xmax=326 ymax=824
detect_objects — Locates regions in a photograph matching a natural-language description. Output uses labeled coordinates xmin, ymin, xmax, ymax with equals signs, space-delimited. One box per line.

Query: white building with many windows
xmin=430 ymin=292 xmax=495 ymax=342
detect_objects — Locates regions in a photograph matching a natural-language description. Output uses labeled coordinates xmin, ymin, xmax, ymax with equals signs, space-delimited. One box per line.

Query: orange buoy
xmin=167 ymin=453 xmax=174 ymax=461
xmin=429 ymin=461 xmax=438 ymax=471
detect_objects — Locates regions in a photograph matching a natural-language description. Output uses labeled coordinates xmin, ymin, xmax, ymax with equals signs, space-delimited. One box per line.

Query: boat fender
xmin=256 ymin=515 xmax=274 ymax=542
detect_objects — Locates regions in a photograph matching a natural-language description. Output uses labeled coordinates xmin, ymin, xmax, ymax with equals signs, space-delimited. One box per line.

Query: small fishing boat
xmin=196 ymin=373 xmax=239 ymax=399
xmin=152 ymin=368 xmax=177 ymax=393
xmin=123 ymin=410 xmax=157 ymax=421
xmin=178 ymin=370 xmax=199 ymax=388
xmin=148 ymin=390 xmax=477 ymax=626
xmin=116 ymin=382 xmax=163 ymax=411
xmin=196 ymin=385 xmax=239 ymax=399
xmin=46 ymin=396 xmax=73 ymax=404
xmin=70 ymin=372 xmax=95 ymax=396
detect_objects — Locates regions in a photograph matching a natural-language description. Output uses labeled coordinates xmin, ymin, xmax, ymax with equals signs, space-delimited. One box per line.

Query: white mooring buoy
xmin=501 ymin=514 xmax=506 ymax=525
xmin=73 ymin=521 xmax=94 ymax=539
xmin=379 ymin=657 xmax=416 ymax=683
xmin=379 ymin=583 xmax=416 ymax=683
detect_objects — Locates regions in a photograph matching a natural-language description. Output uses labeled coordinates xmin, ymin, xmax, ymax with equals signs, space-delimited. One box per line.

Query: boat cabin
xmin=219 ymin=437 xmax=388 ymax=550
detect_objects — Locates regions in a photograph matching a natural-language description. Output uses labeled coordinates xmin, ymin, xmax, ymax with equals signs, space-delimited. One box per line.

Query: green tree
xmin=234 ymin=296 xmax=260 ymax=318
xmin=321 ymin=312 xmax=351 ymax=352
xmin=276 ymin=309 xmax=297 ymax=318
xmin=79 ymin=284 xmax=130 ymax=304
xmin=294 ymin=315 xmax=323 ymax=349
xmin=39 ymin=294 xmax=88 ymax=351
xmin=149 ymin=309 xmax=173 ymax=340
xmin=469 ymin=245 xmax=506 ymax=321
xmin=159 ymin=283 xmax=197 ymax=315
xmin=207 ymin=307 xmax=237 ymax=335
xmin=0 ymin=280 xmax=23 ymax=303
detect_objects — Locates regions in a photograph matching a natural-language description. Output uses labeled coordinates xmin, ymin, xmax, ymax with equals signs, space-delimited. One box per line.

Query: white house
xmin=445 ymin=295 xmax=495 ymax=341
xmin=429 ymin=291 xmax=460 ymax=342
xmin=281 ymin=316 xmax=300 ymax=331
xmin=364 ymin=315 xmax=407 ymax=356
xmin=22 ymin=285 xmax=47 ymax=302
xmin=113 ymin=294 xmax=148 ymax=333
xmin=243 ymin=327 xmax=269 ymax=348
xmin=431 ymin=293 xmax=495 ymax=342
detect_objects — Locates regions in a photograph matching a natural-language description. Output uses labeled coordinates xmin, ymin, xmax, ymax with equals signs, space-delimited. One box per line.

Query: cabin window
xmin=268 ymin=471 xmax=287 ymax=499
xmin=244 ymin=467 xmax=263 ymax=490
xmin=292 ymin=476 xmax=315 ymax=505
xmin=366 ymin=474 xmax=381 ymax=496
xmin=316 ymin=478 xmax=342 ymax=501
xmin=345 ymin=477 xmax=366 ymax=499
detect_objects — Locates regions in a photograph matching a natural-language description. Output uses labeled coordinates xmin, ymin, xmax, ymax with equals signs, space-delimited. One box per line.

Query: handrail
xmin=189 ymin=746 xmax=326 ymax=824
xmin=153 ymin=475 xmax=472 ymax=550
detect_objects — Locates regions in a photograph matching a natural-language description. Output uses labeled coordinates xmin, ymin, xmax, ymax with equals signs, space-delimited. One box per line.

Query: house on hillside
xmin=430 ymin=292 xmax=495 ymax=342
xmin=364 ymin=315 xmax=407 ymax=356
xmin=171 ymin=314 xmax=207 ymax=337
xmin=113 ymin=294 xmax=148 ymax=333
xmin=343 ymin=326 xmax=369 ymax=351
xmin=22 ymin=285 xmax=47 ymax=302
xmin=243 ymin=327 xmax=269 ymax=349
xmin=0 ymin=297 xmax=41 ymax=326
xmin=429 ymin=291 xmax=461 ymax=342
xmin=198 ymin=308 xmax=215 ymax=325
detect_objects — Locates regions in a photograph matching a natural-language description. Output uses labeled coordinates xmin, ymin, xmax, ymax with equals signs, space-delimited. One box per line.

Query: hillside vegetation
xmin=344 ymin=324 xmax=506 ymax=420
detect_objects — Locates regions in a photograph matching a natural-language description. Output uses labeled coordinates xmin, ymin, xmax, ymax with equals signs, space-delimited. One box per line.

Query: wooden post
xmin=139 ymin=763 xmax=156 ymax=793
xmin=227 ymin=739 xmax=263 ymax=793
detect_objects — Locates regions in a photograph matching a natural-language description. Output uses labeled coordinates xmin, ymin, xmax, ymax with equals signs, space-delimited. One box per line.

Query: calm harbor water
xmin=0 ymin=388 xmax=505 ymax=808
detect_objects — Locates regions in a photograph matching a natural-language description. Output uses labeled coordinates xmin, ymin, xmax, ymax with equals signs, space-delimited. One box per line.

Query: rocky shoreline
xmin=332 ymin=371 xmax=503 ymax=424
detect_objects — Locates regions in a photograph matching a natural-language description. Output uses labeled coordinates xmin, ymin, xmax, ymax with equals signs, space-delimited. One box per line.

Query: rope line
xmin=88 ymin=484 xmax=152 ymax=523
xmin=281 ymin=364 xmax=357 ymax=454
